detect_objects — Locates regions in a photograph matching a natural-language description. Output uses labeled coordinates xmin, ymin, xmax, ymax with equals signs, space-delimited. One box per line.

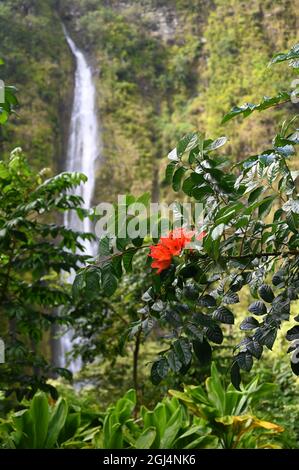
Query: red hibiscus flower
xmin=149 ymin=227 xmax=206 ymax=274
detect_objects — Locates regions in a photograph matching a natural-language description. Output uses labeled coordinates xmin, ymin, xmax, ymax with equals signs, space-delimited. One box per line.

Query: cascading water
xmin=60 ymin=27 xmax=100 ymax=371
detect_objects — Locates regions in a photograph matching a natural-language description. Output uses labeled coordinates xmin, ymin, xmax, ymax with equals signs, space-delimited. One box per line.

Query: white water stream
xmin=60 ymin=27 xmax=100 ymax=371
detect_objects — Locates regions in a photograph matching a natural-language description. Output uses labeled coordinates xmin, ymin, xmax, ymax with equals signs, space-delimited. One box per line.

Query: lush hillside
xmin=0 ymin=0 xmax=72 ymax=170
xmin=61 ymin=0 xmax=297 ymax=204
xmin=0 ymin=0 xmax=298 ymax=200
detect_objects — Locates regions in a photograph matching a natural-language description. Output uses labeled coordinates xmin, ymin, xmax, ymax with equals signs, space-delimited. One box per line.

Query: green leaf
xmin=193 ymin=339 xmax=212 ymax=365
xmin=248 ymin=301 xmax=267 ymax=316
xmin=84 ymin=267 xmax=101 ymax=297
xmin=192 ymin=185 xmax=214 ymax=201
xmin=272 ymin=271 xmax=284 ymax=286
xmin=137 ymin=192 xmax=151 ymax=206
xmin=248 ymin=187 xmax=264 ymax=204
xmin=177 ymin=132 xmax=198 ymax=157
xmin=247 ymin=340 xmax=263 ymax=359
xmin=211 ymin=223 xmax=225 ymax=241
xmin=223 ymin=292 xmax=239 ymax=304
xmin=286 ymin=326 xmax=299 ymax=341
xmin=237 ymin=352 xmax=253 ymax=372
xmin=173 ymin=338 xmax=192 ymax=366
xmin=0 ymin=161 xmax=10 ymax=179
xmin=258 ymin=196 xmax=276 ymax=218
xmin=0 ymin=108 xmax=9 ymax=124
xmin=198 ymin=294 xmax=216 ymax=307
xmin=182 ymin=176 xmax=195 ymax=196
xmin=72 ymin=271 xmax=86 ymax=300
xmin=185 ymin=322 xmax=203 ymax=340
xmin=135 ymin=427 xmax=156 ymax=449
xmin=30 ymin=392 xmax=49 ymax=448
xmin=230 ymin=362 xmax=241 ymax=391
xmin=111 ymin=254 xmax=123 ymax=279
xmin=215 ymin=203 xmax=243 ymax=225
xmin=122 ymin=249 xmax=135 ymax=273
xmin=204 ymin=136 xmax=227 ymax=151
xmin=222 ymin=91 xmax=291 ymax=124
xmin=286 ymin=211 xmax=299 ymax=233
xmin=168 ymin=148 xmax=179 ymax=162
xmin=151 ymin=358 xmax=169 ymax=384
xmin=271 ymin=43 xmax=299 ymax=66
xmin=165 ymin=162 xmax=176 ymax=183
xmin=206 ymin=324 xmax=223 ymax=344
xmin=255 ymin=327 xmax=277 ymax=350
xmin=167 ymin=350 xmax=182 ymax=372
xmin=101 ymin=266 xmax=118 ymax=296
xmin=99 ymin=236 xmax=110 ymax=256
xmin=193 ymin=312 xmax=214 ymax=327
xmin=45 ymin=399 xmax=68 ymax=448
xmin=240 ymin=316 xmax=260 ymax=330
xmin=213 ymin=306 xmax=234 ymax=324
xmin=258 ymin=284 xmax=275 ymax=303
xmin=172 ymin=167 xmax=186 ymax=192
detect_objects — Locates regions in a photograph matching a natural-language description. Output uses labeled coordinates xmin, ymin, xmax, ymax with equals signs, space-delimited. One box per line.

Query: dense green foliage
xmin=74 ymin=42 xmax=299 ymax=391
xmin=61 ymin=0 xmax=298 ymax=202
xmin=0 ymin=0 xmax=299 ymax=452
xmin=0 ymin=0 xmax=72 ymax=169
xmin=2 ymin=1 xmax=296 ymax=201
xmin=0 ymin=147 xmax=95 ymax=398
xmin=0 ymin=365 xmax=285 ymax=449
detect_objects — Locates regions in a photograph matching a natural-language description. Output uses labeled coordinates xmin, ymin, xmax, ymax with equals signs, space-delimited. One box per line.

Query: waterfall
xmin=60 ymin=27 xmax=100 ymax=372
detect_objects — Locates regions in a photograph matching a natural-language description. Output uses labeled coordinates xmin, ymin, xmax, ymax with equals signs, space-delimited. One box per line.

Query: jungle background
xmin=0 ymin=0 xmax=299 ymax=450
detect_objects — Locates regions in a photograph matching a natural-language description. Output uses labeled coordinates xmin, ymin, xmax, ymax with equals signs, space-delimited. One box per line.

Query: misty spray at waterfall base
xmin=59 ymin=27 xmax=100 ymax=372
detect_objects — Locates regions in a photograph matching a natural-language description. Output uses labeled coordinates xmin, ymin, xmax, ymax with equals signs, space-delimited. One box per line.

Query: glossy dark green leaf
xmin=230 ymin=362 xmax=241 ymax=391
xmin=167 ymin=350 xmax=182 ymax=372
xmin=165 ymin=162 xmax=176 ymax=183
xmin=246 ymin=340 xmax=263 ymax=359
xmin=255 ymin=327 xmax=277 ymax=350
xmin=193 ymin=339 xmax=212 ymax=365
xmin=192 ymin=185 xmax=213 ymax=201
xmin=173 ymin=338 xmax=192 ymax=366
xmin=99 ymin=236 xmax=110 ymax=256
xmin=258 ymin=196 xmax=276 ymax=218
xmin=286 ymin=325 xmax=299 ymax=341
xmin=182 ymin=176 xmax=195 ymax=196
xmin=248 ymin=186 xmax=264 ymax=203
xmin=177 ymin=132 xmax=198 ymax=156
xmin=248 ymin=301 xmax=267 ymax=316
xmin=213 ymin=306 xmax=234 ymax=324
xmin=151 ymin=357 xmax=170 ymax=384
xmin=101 ymin=266 xmax=118 ymax=296
xmin=206 ymin=324 xmax=223 ymax=344
xmin=258 ymin=284 xmax=275 ymax=303
xmin=198 ymin=294 xmax=216 ymax=307
xmin=172 ymin=166 xmax=186 ymax=192
xmin=122 ymin=249 xmax=135 ymax=273
xmin=193 ymin=312 xmax=214 ymax=327
xmin=223 ymin=292 xmax=239 ymax=304
xmin=237 ymin=352 xmax=253 ymax=372
xmin=291 ymin=359 xmax=299 ymax=376
xmin=222 ymin=91 xmax=290 ymax=124
xmin=204 ymin=136 xmax=227 ymax=151
xmin=240 ymin=316 xmax=260 ymax=330
xmin=271 ymin=43 xmax=299 ymax=66
xmin=272 ymin=271 xmax=284 ymax=286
